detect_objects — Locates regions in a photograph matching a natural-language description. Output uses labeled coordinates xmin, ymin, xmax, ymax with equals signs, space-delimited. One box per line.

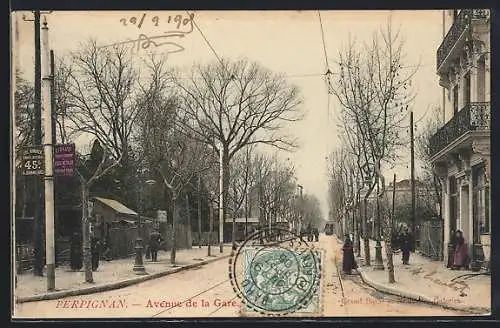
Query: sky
xmin=11 ymin=10 xmax=445 ymax=219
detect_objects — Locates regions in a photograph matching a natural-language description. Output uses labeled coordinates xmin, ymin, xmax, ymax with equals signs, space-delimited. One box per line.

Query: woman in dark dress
xmin=342 ymin=234 xmax=357 ymax=274
xmin=70 ymin=232 xmax=83 ymax=271
xmin=91 ymin=237 xmax=102 ymax=271
xmin=452 ymin=230 xmax=469 ymax=270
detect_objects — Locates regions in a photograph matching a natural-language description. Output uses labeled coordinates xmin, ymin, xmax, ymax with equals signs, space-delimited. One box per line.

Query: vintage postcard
xmin=11 ymin=9 xmax=491 ymax=319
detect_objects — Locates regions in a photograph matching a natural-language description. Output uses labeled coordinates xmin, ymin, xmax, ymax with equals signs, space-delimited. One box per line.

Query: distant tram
xmin=324 ymin=221 xmax=335 ymax=235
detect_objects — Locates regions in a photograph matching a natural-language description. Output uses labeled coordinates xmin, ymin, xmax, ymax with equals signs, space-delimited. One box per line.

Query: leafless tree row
xmin=15 ymin=39 xmax=305 ymax=282
xmin=327 ymin=19 xmax=419 ymax=283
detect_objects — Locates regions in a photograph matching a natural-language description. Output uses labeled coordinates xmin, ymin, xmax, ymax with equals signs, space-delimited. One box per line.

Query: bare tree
xmin=53 ymin=40 xmax=146 ymax=282
xmin=415 ymin=106 xmax=444 ymax=218
xmin=330 ymin=19 xmax=418 ymax=270
xmin=174 ymin=58 xmax=304 ymax=251
xmin=14 ymin=71 xmax=36 ymax=219
xmin=227 ymin=146 xmax=258 ymax=246
xmin=135 ymin=55 xmax=216 ymax=265
xmin=77 ymin=140 xmax=123 ymax=283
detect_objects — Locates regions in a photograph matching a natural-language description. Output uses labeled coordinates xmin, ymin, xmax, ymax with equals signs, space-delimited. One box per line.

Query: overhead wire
xmin=317 ymin=10 xmax=334 ymax=168
xmin=187 ymin=10 xmax=224 ymax=67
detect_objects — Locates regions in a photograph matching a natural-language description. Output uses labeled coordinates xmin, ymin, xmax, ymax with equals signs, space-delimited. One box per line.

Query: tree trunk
xmin=220 ymin=149 xmax=230 ymax=251
xmin=81 ymin=181 xmax=93 ymax=283
xmin=232 ymin=216 xmax=236 ymax=250
xmin=363 ymin=198 xmax=371 ymax=266
xmin=170 ymin=194 xmax=178 ymax=265
xmin=244 ymin=190 xmax=249 ymax=237
xmin=208 ymin=201 xmax=213 ymax=256
xmin=385 ymin=235 xmax=395 ymax=283
xmin=197 ymin=175 xmax=202 ymax=248
xmin=386 ymin=173 xmax=397 ymax=283
xmin=185 ymin=193 xmax=192 ymax=249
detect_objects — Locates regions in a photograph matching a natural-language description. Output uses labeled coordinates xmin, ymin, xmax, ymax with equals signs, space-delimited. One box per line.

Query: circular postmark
xmin=229 ymin=226 xmax=321 ymax=315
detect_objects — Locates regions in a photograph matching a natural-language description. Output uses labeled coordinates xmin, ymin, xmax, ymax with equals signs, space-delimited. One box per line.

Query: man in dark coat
xmin=149 ymin=229 xmax=163 ymax=262
xmin=342 ymin=234 xmax=357 ymax=274
xmin=70 ymin=232 xmax=83 ymax=271
xmin=91 ymin=237 xmax=102 ymax=271
xmin=313 ymin=227 xmax=319 ymax=242
xmin=400 ymin=228 xmax=414 ymax=265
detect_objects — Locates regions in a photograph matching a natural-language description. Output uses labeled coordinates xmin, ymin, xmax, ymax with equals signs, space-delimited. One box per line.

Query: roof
xmin=391 ymin=179 xmax=426 ymax=189
xmin=112 ymin=219 xmax=136 ymax=225
xmin=225 ymin=217 xmax=260 ymax=224
xmin=93 ymin=197 xmax=138 ymax=216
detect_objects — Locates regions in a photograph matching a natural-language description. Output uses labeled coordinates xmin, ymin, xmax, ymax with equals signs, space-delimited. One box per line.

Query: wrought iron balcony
xmin=436 ymin=9 xmax=489 ymax=70
xmin=429 ymin=102 xmax=490 ymax=158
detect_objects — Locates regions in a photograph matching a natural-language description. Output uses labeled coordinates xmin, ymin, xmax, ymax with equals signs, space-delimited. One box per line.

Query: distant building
xmin=430 ymin=10 xmax=490 ymax=269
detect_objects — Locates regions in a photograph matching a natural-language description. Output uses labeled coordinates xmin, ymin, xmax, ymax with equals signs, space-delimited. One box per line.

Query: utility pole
xmin=297 ymin=184 xmax=303 ymax=234
xmin=32 ymin=10 xmax=44 ymax=277
xmin=41 ymin=17 xmax=55 ymax=291
xmin=387 ymin=173 xmax=396 ymax=283
xmin=50 ymin=50 xmax=56 ymax=145
xmin=218 ymin=142 xmax=224 ymax=253
xmin=410 ymin=111 xmax=416 ymax=244
xmin=50 ymin=50 xmax=57 ymax=266
xmin=197 ymin=174 xmax=202 ymax=248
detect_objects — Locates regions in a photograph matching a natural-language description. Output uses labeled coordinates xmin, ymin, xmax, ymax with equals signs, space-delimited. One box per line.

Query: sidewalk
xmin=354 ymin=239 xmax=491 ymax=314
xmin=15 ymin=245 xmax=232 ymax=303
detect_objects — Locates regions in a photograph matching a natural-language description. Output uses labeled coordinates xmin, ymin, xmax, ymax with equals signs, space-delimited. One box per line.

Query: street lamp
xmin=133 ymin=178 xmax=156 ymax=275
xmin=373 ymin=176 xmax=385 ymax=270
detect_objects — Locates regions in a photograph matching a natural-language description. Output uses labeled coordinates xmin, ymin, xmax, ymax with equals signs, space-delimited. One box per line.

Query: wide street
xmin=14 ymin=235 xmax=463 ymax=318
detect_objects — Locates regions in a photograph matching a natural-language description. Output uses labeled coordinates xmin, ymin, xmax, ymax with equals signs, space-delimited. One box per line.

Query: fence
xmin=192 ymin=232 xmax=219 ymax=246
xmin=418 ymin=219 xmax=443 ymax=260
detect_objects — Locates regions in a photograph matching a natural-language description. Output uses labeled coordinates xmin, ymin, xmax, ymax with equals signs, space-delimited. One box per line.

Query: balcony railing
xmin=436 ymin=9 xmax=489 ymax=70
xmin=429 ymin=102 xmax=490 ymax=157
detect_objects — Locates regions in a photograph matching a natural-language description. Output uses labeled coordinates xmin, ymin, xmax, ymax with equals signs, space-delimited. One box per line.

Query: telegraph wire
xmin=317 ymin=11 xmax=330 ymax=72
xmin=187 ymin=10 xmax=224 ymax=67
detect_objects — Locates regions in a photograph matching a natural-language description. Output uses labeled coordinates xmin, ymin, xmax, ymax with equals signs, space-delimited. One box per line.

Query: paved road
xmin=13 ymin=235 xmax=463 ymax=318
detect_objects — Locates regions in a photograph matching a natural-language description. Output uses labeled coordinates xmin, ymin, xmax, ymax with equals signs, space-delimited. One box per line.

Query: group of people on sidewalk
xmin=70 ymin=233 xmax=112 ymax=272
xmin=340 ymin=227 xmax=472 ymax=275
xmin=68 ymin=228 xmax=165 ymax=272
xmin=341 ymin=227 xmax=416 ymax=275
xmin=301 ymin=223 xmax=320 ymax=242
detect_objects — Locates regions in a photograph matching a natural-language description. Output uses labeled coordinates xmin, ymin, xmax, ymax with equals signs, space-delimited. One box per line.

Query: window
xmin=449 ymin=177 xmax=458 ymax=232
xmin=453 ymin=85 xmax=459 ymax=113
xmin=477 ymin=56 xmax=486 ymax=102
xmin=463 ymin=72 xmax=471 ymax=106
xmin=473 ymin=165 xmax=490 ymax=238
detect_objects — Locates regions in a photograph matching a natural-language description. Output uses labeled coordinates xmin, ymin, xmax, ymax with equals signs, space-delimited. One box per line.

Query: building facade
xmin=430 ymin=9 xmax=490 ymax=268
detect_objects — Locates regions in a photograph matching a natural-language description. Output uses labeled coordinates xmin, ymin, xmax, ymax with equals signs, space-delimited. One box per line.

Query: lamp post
xmin=133 ymin=178 xmax=156 ymax=275
xmin=373 ymin=177 xmax=385 ymax=270
xmin=297 ymin=184 xmax=303 ymax=234
xmin=208 ymin=191 xmax=215 ymax=257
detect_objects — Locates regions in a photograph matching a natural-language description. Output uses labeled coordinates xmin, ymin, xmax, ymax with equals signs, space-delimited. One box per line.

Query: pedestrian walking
xmin=70 ymin=232 xmax=83 ymax=271
xmin=149 ymin=229 xmax=163 ymax=262
xmin=91 ymin=237 xmax=102 ymax=271
xmin=452 ymin=230 xmax=470 ymax=270
xmin=342 ymin=234 xmax=357 ymax=274
xmin=313 ymin=227 xmax=319 ymax=242
xmin=101 ymin=236 xmax=112 ymax=261
xmin=306 ymin=223 xmax=313 ymax=242
xmin=400 ymin=228 xmax=414 ymax=265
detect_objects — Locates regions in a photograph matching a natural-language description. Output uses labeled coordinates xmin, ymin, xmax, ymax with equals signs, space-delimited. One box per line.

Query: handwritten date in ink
xmin=120 ymin=13 xmax=195 ymax=30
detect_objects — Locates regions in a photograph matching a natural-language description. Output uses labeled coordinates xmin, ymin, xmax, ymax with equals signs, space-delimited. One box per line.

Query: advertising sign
xmin=54 ymin=143 xmax=76 ymax=176
xmin=21 ymin=146 xmax=44 ymax=176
